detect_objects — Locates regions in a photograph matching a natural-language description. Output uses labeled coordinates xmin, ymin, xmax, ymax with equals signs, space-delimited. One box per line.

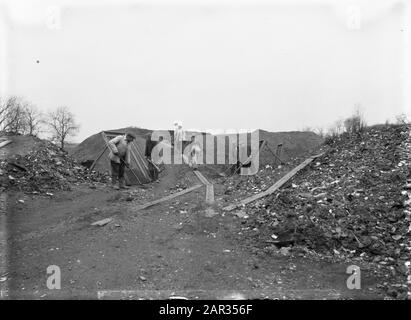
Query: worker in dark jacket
xmin=108 ymin=132 xmax=136 ymax=189
xmin=144 ymin=133 xmax=160 ymax=181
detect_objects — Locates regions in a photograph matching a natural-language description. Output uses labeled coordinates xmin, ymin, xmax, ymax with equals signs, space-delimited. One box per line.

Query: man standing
xmin=108 ymin=132 xmax=136 ymax=190
xmin=144 ymin=133 xmax=160 ymax=181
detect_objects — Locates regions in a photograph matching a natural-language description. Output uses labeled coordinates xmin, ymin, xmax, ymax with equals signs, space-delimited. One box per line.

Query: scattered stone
xmin=234 ymin=211 xmax=247 ymax=218
xmin=91 ymin=218 xmax=113 ymax=226
xmin=0 ymin=140 xmax=109 ymax=194
xmin=279 ymin=247 xmax=291 ymax=256
xmin=205 ymin=208 xmax=218 ymax=218
xmin=237 ymin=125 xmax=411 ymax=298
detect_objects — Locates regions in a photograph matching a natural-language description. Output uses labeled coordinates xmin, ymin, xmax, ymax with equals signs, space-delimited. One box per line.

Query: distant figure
xmin=108 ymin=132 xmax=136 ymax=190
xmin=173 ymin=121 xmax=187 ymax=163
xmin=173 ymin=121 xmax=179 ymax=145
xmin=144 ymin=133 xmax=160 ymax=181
xmin=174 ymin=121 xmax=186 ymax=147
xmin=188 ymin=136 xmax=201 ymax=170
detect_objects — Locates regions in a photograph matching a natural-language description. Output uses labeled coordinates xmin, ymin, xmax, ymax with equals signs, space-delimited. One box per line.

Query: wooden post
xmin=90 ymin=145 xmax=108 ymax=171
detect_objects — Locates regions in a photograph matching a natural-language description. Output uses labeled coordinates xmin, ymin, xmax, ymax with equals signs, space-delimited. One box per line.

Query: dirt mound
xmin=238 ymin=124 xmax=411 ymax=299
xmin=0 ymin=134 xmax=47 ymax=159
xmin=70 ymin=127 xmax=152 ymax=171
xmin=72 ymin=128 xmax=322 ymax=171
xmin=259 ymin=130 xmax=323 ymax=164
xmin=0 ymin=136 xmax=109 ymax=193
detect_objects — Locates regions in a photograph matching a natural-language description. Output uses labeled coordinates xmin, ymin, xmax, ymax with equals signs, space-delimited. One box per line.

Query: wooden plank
xmin=129 ymin=147 xmax=148 ymax=181
xmin=205 ymin=184 xmax=215 ymax=204
xmin=91 ymin=218 xmax=113 ymax=226
xmin=223 ymin=153 xmax=324 ymax=211
xmin=193 ymin=171 xmax=215 ymax=204
xmin=129 ymin=143 xmax=151 ymax=180
xmin=101 ymin=132 xmax=110 ymax=147
xmin=135 ymin=184 xmax=203 ymax=211
xmin=123 ymin=159 xmax=142 ymax=185
xmin=90 ymin=145 xmax=108 ymax=171
xmin=146 ymin=158 xmax=160 ymax=172
xmin=133 ymin=143 xmax=150 ymax=171
xmin=193 ymin=170 xmax=210 ymax=185
xmin=0 ymin=140 xmax=12 ymax=149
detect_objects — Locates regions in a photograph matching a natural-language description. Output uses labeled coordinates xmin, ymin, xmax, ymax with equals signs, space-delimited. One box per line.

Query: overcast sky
xmin=0 ymin=0 xmax=410 ymax=142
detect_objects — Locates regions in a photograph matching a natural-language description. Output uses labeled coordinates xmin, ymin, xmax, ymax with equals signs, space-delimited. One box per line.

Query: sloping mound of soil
xmin=1 ymin=136 xmax=108 ymax=193
xmin=204 ymin=130 xmax=323 ymax=176
xmin=70 ymin=127 xmax=153 ymax=172
xmin=0 ymin=134 xmax=47 ymax=159
xmin=259 ymin=130 xmax=324 ymax=164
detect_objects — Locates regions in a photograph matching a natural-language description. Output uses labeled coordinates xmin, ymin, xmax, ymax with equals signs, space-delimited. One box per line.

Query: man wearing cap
xmin=108 ymin=132 xmax=136 ymax=190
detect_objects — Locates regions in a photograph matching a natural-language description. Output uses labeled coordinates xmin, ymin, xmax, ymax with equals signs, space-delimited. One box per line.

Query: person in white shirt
xmin=108 ymin=132 xmax=136 ymax=189
xmin=188 ymin=136 xmax=201 ymax=170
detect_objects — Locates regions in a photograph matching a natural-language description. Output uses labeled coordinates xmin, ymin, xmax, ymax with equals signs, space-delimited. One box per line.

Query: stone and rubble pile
xmin=235 ymin=124 xmax=411 ymax=299
xmin=0 ymin=139 xmax=109 ymax=193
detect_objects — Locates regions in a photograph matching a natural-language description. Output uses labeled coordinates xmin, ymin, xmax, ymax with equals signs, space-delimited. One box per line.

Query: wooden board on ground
xmin=135 ymin=184 xmax=203 ymax=211
xmin=193 ymin=170 xmax=210 ymax=185
xmin=0 ymin=140 xmax=12 ymax=149
xmin=193 ymin=170 xmax=215 ymax=204
xmin=205 ymin=184 xmax=215 ymax=204
xmin=223 ymin=153 xmax=324 ymax=211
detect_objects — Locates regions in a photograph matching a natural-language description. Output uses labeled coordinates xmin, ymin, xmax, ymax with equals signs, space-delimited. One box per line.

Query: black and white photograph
xmin=0 ymin=0 xmax=410 ymax=306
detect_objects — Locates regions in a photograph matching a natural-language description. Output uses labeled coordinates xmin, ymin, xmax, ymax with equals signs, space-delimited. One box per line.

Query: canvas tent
xmin=72 ymin=130 xmax=152 ymax=185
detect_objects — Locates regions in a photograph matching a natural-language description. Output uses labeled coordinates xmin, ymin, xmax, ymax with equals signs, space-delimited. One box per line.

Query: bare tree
xmin=395 ymin=113 xmax=409 ymax=125
xmin=0 ymin=96 xmax=28 ymax=134
xmin=23 ymin=103 xmax=44 ymax=136
xmin=47 ymin=106 xmax=80 ymax=150
xmin=344 ymin=107 xmax=366 ymax=134
xmin=326 ymin=126 xmax=338 ymax=138
xmin=0 ymin=97 xmax=13 ymax=130
xmin=334 ymin=119 xmax=344 ymax=135
xmin=314 ymin=127 xmax=325 ymax=138
xmin=0 ymin=96 xmax=24 ymax=133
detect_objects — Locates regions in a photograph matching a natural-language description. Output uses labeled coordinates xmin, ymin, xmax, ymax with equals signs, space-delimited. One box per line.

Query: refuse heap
xmin=0 ymin=139 xmax=109 ymax=193
xmin=221 ymin=153 xmax=318 ymax=201
xmin=238 ymin=124 xmax=411 ymax=299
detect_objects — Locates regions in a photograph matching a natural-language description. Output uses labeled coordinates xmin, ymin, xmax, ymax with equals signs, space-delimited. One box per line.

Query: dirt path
xmin=3 ymin=167 xmax=384 ymax=300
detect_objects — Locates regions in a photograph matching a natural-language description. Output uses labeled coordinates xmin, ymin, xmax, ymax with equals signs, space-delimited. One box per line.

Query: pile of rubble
xmin=237 ymin=124 xmax=411 ymax=299
xmin=0 ymin=140 xmax=109 ymax=193
xmin=221 ymin=158 xmax=310 ymax=200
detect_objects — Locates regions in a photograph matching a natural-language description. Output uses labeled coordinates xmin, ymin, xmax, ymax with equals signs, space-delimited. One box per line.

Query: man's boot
xmin=119 ymin=178 xmax=129 ymax=190
xmin=111 ymin=177 xmax=119 ymax=190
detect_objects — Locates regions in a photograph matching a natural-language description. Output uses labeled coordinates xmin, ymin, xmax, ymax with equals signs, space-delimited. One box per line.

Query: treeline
xmin=0 ymin=95 xmax=79 ymax=150
xmin=304 ymin=108 xmax=409 ymax=141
